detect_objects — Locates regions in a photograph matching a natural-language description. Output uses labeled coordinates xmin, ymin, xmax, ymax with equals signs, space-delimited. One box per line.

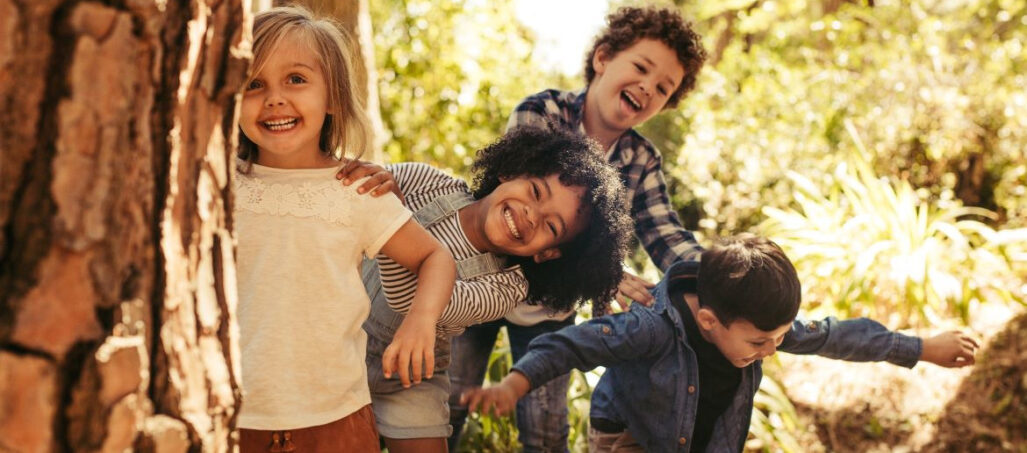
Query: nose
xmin=638 ymin=81 xmax=652 ymax=98
xmin=265 ymin=88 xmax=285 ymax=108
xmin=759 ymin=342 xmax=777 ymax=358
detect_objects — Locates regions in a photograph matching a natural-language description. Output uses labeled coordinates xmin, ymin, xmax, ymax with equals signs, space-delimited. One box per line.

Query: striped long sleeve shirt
xmin=376 ymin=162 xmax=529 ymax=336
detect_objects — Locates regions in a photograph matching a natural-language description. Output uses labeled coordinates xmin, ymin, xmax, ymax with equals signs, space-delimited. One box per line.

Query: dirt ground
xmin=771 ymin=304 xmax=1027 ymax=453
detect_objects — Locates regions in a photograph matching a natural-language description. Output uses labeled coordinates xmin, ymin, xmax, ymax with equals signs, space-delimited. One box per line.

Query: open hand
xmin=336 ymin=158 xmax=404 ymax=201
xmin=382 ymin=315 xmax=436 ymax=387
xmin=613 ymin=271 xmax=655 ymax=311
xmin=920 ymin=331 xmax=979 ymax=368
xmin=461 ymin=385 xmax=518 ymax=417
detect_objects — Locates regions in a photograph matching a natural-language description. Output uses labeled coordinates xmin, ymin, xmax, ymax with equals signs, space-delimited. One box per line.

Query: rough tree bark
xmin=0 ymin=0 xmax=248 ymax=451
xmin=276 ymin=0 xmax=387 ymax=162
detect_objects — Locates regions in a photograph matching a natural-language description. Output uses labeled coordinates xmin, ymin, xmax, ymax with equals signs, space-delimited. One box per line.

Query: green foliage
xmin=671 ymin=0 xmax=1027 ymax=236
xmin=759 ymin=123 xmax=1026 ymax=327
xmin=371 ymin=0 xmax=574 ymax=177
xmin=371 ymin=0 xmax=1027 ymax=451
xmin=747 ymin=369 xmax=804 ymax=453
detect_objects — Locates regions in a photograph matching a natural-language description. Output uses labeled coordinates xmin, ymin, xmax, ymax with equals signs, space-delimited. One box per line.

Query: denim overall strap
xmin=412 ymin=192 xmax=506 ymax=280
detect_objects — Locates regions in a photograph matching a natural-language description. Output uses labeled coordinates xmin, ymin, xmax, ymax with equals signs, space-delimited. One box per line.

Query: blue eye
xmin=246 ymin=79 xmax=264 ymax=90
xmin=288 ymin=74 xmax=306 ymax=84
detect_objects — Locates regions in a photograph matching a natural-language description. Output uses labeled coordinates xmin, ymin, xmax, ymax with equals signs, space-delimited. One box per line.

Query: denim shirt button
xmin=807 ymin=321 xmax=818 ymax=330
xmin=678 ymin=437 xmax=687 ymax=445
xmin=687 ymin=385 xmax=695 ymax=394
xmin=602 ymin=326 xmax=611 ymax=334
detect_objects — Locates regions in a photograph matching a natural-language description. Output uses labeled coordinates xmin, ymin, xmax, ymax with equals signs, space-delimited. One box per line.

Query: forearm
xmin=502 ymin=371 xmax=532 ymax=400
xmin=632 ymin=165 xmax=702 ymax=270
xmin=781 ymin=317 xmax=923 ymax=368
xmin=406 ymin=247 xmax=456 ymax=323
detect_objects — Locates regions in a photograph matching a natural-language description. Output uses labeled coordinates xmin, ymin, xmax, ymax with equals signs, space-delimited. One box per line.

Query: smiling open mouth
xmin=621 ymin=91 xmax=642 ymax=111
xmin=503 ymin=207 xmax=522 ymax=240
xmin=262 ymin=118 xmax=299 ymax=131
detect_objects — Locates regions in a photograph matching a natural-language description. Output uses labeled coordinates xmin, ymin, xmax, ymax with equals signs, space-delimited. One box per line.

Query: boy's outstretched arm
xmin=460 ymin=371 xmax=532 ymax=417
xmin=379 ymin=220 xmax=457 ymax=387
xmin=781 ymin=317 xmax=979 ymax=369
xmin=920 ymin=331 xmax=979 ymax=367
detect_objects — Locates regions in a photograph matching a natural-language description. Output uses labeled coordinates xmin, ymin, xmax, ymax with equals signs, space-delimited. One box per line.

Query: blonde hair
xmin=238 ymin=6 xmax=373 ymax=166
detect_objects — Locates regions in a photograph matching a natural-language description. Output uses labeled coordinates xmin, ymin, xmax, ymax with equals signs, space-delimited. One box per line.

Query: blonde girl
xmin=233 ymin=7 xmax=455 ymax=452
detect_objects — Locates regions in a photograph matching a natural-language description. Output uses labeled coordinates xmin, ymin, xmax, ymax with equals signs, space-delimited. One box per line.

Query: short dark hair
xmin=471 ymin=126 xmax=632 ymax=315
xmin=696 ymin=235 xmax=801 ymax=331
xmin=584 ymin=6 xmax=707 ymax=109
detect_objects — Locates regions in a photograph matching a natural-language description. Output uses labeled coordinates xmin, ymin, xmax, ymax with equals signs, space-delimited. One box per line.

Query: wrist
xmin=504 ymin=371 xmax=532 ymax=399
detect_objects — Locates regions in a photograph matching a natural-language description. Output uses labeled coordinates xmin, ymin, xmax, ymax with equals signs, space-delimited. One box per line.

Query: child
xmin=448 ymin=6 xmax=709 ymax=450
xmin=460 ymin=235 xmax=978 ymax=452
xmin=232 ymin=7 xmax=456 ymax=452
xmin=362 ymin=125 xmax=632 ymax=453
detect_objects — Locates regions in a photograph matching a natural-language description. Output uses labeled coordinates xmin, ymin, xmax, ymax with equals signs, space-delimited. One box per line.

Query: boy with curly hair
xmin=361 ymin=126 xmax=632 ymax=452
xmin=448 ymin=6 xmax=710 ymax=450
xmin=460 ymin=235 xmax=978 ymax=452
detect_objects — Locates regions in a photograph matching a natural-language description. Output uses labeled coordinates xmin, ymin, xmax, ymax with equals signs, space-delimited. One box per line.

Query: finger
xmin=397 ymin=348 xmax=412 ymax=388
xmin=337 ymin=159 xmax=360 ymax=182
xmin=357 ymin=171 xmax=385 ymax=194
xmin=424 ymin=348 xmax=435 ymax=380
xmin=614 ymin=293 xmax=631 ymax=311
xmin=620 ymin=279 xmax=653 ymax=303
xmin=466 ymin=391 xmax=483 ymax=413
xmin=410 ymin=348 xmax=424 ymax=385
xmin=370 ymin=180 xmax=396 ymax=197
xmin=381 ymin=344 xmax=397 ymax=378
xmin=962 ymin=335 xmax=980 ymax=349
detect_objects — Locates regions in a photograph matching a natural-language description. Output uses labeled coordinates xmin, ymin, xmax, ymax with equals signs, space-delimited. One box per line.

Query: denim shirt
xmin=512 ymin=260 xmax=923 ymax=452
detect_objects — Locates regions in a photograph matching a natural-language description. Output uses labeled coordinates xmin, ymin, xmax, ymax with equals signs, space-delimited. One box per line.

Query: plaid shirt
xmin=507 ymin=89 xmax=702 ymax=271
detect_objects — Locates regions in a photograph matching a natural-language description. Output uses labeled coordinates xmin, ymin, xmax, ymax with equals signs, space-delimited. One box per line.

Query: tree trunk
xmin=276 ymin=0 xmax=387 ymax=162
xmin=0 ymin=0 xmax=248 ymax=451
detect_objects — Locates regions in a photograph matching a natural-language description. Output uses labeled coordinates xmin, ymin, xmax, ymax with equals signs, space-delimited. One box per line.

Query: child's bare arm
xmin=460 ymin=371 xmax=532 ymax=417
xmin=920 ymin=331 xmax=978 ymax=367
xmin=336 ymin=158 xmax=404 ymax=201
xmin=379 ymin=220 xmax=456 ymax=387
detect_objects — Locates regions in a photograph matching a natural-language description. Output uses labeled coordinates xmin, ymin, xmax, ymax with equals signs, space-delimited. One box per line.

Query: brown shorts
xmin=239 ymin=405 xmax=380 ymax=453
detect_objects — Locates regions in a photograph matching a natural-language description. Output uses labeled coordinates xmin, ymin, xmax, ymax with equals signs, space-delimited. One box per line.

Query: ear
xmin=695 ymin=307 xmax=721 ymax=331
xmin=532 ymin=248 xmax=562 ymax=263
xmin=592 ymin=44 xmax=611 ymax=76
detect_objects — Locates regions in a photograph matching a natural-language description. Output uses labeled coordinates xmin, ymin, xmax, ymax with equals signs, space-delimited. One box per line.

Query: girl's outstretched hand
xmin=382 ymin=313 xmax=436 ymax=387
xmin=920 ymin=331 xmax=979 ymax=368
xmin=336 ymin=158 xmax=404 ymax=202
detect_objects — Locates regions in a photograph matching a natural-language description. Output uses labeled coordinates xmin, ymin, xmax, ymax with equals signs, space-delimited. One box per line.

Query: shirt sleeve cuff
xmin=887 ymin=334 xmax=923 ymax=368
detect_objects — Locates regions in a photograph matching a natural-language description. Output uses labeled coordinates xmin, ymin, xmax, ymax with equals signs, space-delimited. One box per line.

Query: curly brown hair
xmin=584 ymin=6 xmax=707 ymax=109
xmin=470 ymin=125 xmax=632 ymax=315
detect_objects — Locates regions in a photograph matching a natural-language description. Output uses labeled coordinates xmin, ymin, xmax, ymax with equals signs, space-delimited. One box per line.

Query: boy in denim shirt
xmin=460 ymin=235 xmax=977 ymax=452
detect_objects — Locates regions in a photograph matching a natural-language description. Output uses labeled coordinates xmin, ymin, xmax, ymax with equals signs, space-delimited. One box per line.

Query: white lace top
xmin=234 ymin=162 xmax=411 ymax=430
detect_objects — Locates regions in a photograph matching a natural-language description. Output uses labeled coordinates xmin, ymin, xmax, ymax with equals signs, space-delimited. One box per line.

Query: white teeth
xmin=623 ymin=91 xmax=641 ymax=110
xmin=503 ymin=208 xmax=521 ymax=240
xmin=262 ymin=118 xmax=298 ymax=131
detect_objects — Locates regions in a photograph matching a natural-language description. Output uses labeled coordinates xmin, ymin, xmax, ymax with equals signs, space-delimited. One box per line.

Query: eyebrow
xmin=541 ymin=178 xmax=567 ymax=235
xmin=289 ymin=62 xmax=317 ymax=72
xmin=640 ymin=56 xmax=678 ymax=90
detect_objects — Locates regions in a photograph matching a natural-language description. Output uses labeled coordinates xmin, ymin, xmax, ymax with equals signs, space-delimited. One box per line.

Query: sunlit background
xmin=254 ymin=0 xmax=1027 ymax=451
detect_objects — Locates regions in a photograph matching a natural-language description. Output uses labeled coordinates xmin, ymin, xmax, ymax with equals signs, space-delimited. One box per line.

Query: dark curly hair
xmin=584 ymin=6 xmax=707 ymax=109
xmin=470 ymin=126 xmax=632 ymax=315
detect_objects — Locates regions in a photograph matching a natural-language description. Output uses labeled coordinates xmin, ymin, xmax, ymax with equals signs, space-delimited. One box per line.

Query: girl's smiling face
xmin=474 ymin=174 xmax=590 ymax=262
xmin=240 ymin=33 xmax=332 ymax=169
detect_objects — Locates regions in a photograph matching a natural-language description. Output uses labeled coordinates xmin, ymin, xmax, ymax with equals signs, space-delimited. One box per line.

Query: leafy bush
xmin=759 ymin=124 xmax=1026 ymax=327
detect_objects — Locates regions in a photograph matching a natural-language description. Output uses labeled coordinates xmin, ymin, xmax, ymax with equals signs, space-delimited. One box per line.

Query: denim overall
xmin=361 ymin=192 xmax=506 ymax=438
